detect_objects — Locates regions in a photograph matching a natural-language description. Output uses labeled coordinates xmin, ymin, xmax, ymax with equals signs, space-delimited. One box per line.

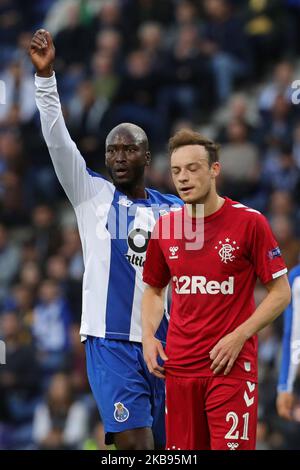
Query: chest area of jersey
xmin=162 ymin=226 xmax=248 ymax=278
xmin=106 ymin=201 xmax=158 ymax=271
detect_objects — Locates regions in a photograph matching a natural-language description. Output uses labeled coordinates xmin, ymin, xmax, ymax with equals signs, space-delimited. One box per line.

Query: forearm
xmin=35 ymin=73 xmax=74 ymax=149
xmin=236 ymin=282 xmax=290 ymax=340
xmin=142 ymin=285 xmax=165 ymax=339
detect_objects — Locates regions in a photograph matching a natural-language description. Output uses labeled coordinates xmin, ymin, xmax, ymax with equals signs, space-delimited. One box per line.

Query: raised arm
xmin=30 ymin=29 xmax=107 ymax=207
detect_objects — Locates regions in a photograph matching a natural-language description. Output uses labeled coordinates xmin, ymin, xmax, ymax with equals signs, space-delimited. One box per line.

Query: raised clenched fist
xmin=29 ymin=29 xmax=55 ymax=77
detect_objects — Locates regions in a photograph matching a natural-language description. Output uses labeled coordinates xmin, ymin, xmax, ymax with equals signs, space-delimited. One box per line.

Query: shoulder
xmin=84 ymin=167 xmax=115 ymax=199
xmin=146 ymin=188 xmax=183 ymax=207
xmin=228 ymin=199 xmax=266 ymax=226
xmin=86 ymin=167 xmax=114 ymax=190
xmin=154 ymin=205 xmax=184 ymax=233
xmin=86 ymin=167 xmax=107 ymax=180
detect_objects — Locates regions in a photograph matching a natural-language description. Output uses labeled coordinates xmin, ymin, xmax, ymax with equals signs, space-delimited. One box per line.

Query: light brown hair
xmin=168 ymin=129 xmax=220 ymax=165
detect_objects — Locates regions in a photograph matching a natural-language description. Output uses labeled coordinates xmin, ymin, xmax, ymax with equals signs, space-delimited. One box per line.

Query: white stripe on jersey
xmin=232 ymin=203 xmax=261 ymax=215
xmin=129 ymin=206 xmax=156 ymax=341
xmin=272 ymin=268 xmax=288 ymax=279
xmin=76 ymin=186 xmax=114 ymax=338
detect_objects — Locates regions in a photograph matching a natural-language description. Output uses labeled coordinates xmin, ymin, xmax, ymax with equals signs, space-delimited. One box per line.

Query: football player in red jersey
xmin=142 ymin=129 xmax=291 ymax=450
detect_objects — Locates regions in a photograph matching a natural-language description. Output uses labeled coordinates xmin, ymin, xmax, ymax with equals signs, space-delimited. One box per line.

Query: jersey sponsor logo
xmin=114 ymin=402 xmax=130 ymax=422
xmin=169 ymin=246 xmax=179 ymax=259
xmin=125 ymin=253 xmax=145 ymax=268
xmin=127 ymin=228 xmax=151 ymax=254
xmin=125 ymin=228 xmax=151 ymax=268
xmin=173 ymin=276 xmax=234 ymax=295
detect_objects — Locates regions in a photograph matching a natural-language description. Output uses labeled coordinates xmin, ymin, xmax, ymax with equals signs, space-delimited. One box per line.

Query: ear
xmin=210 ymin=162 xmax=221 ymax=178
xmin=145 ymin=151 xmax=151 ymax=166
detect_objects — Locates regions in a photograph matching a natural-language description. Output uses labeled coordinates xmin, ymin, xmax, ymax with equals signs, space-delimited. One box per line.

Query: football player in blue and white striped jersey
xmin=30 ymin=29 xmax=182 ymax=450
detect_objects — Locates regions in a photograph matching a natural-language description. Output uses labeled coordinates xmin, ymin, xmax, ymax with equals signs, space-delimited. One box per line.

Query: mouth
xmin=114 ymin=168 xmax=129 ymax=178
xmin=179 ymin=187 xmax=194 ymax=195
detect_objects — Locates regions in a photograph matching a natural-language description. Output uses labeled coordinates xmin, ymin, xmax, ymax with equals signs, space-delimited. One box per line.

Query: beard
xmin=107 ymin=164 xmax=145 ymax=189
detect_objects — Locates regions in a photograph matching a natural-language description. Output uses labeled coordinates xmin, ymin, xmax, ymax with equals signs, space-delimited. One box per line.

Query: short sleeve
xmin=249 ymin=213 xmax=287 ymax=285
xmin=143 ymin=219 xmax=171 ymax=288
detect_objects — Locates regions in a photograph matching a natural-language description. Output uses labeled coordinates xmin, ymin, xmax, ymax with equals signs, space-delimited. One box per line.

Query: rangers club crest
xmin=114 ymin=402 xmax=129 ymax=422
xmin=215 ymin=238 xmax=240 ymax=264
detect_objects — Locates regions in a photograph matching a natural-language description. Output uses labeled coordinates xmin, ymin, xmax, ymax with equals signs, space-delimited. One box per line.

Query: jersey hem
xmin=165 ymin=369 xmax=258 ymax=383
xmin=79 ymin=330 xmax=166 ymax=344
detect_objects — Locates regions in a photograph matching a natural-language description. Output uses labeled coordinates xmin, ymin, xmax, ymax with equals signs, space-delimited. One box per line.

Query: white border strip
xmin=272 ymin=268 xmax=288 ymax=279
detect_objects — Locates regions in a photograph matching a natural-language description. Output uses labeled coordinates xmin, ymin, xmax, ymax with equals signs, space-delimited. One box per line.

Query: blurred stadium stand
xmin=0 ymin=0 xmax=300 ymax=449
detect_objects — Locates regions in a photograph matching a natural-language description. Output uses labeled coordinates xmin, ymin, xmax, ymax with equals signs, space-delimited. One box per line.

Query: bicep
xmin=250 ymin=214 xmax=287 ymax=284
xmin=144 ymin=284 xmax=166 ymax=299
xmin=143 ymin=234 xmax=171 ymax=288
xmin=264 ymin=274 xmax=290 ymax=296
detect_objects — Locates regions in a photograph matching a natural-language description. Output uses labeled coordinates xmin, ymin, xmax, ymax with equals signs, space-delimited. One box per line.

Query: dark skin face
xmin=105 ymin=125 xmax=151 ymax=199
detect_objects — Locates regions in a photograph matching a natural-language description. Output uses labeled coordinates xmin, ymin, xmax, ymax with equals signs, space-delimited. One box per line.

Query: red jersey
xmin=143 ymin=197 xmax=287 ymax=383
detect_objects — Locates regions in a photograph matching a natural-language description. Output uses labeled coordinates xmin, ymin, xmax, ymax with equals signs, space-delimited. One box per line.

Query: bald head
xmin=106 ymin=123 xmax=149 ymax=150
xmin=105 ymin=123 xmax=151 ymax=192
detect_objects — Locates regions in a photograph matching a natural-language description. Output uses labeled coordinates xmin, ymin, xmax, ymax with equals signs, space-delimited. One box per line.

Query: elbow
xmin=280 ymin=285 xmax=291 ymax=313
xmin=285 ymin=285 xmax=292 ymax=308
xmin=271 ymin=275 xmax=292 ymax=314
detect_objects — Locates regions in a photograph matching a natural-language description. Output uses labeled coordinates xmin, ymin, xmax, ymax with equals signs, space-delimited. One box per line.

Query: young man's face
xmin=170 ymin=144 xmax=220 ymax=203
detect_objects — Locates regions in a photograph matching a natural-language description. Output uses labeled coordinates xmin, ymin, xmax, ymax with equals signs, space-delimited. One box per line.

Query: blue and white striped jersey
xmin=278 ymin=264 xmax=300 ymax=392
xmin=35 ymin=73 xmax=181 ymax=343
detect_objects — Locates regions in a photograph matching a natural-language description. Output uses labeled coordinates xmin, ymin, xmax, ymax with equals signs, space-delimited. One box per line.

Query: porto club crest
xmin=114 ymin=402 xmax=130 ymax=423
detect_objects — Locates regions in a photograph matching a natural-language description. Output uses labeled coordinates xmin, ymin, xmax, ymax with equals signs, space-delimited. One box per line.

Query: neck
xmin=186 ymin=190 xmax=225 ymax=218
xmin=116 ymin=182 xmax=147 ymax=200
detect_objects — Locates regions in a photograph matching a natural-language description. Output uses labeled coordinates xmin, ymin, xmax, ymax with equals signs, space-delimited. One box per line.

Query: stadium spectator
xmin=219 ymin=118 xmax=260 ymax=200
xmin=0 ymin=59 xmax=36 ymax=124
xmin=259 ymin=61 xmax=295 ymax=115
xmin=270 ymin=215 xmax=300 ymax=270
xmin=31 ymin=205 xmax=61 ymax=261
xmin=0 ymin=224 xmax=20 ymax=302
xmin=242 ymin=0 xmax=285 ymax=76
xmin=91 ymin=51 xmax=120 ymax=102
xmin=67 ymin=79 xmax=109 ymax=165
xmin=32 ymin=279 xmax=72 ymax=383
xmin=201 ymin=0 xmax=252 ymax=102
xmin=32 ymin=372 xmax=89 ymax=449
xmin=0 ymin=311 xmax=40 ymax=449
xmin=53 ymin=3 xmax=93 ymax=72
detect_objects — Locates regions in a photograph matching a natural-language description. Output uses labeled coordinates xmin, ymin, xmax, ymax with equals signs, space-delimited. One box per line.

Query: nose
xmin=115 ymin=150 xmax=126 ymax=163
xmin=177 ymin=169 xmax=189 ymax=183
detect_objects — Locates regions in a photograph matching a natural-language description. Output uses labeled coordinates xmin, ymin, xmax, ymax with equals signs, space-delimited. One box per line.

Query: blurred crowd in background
xmin=1 ymin=0 xmax=300 ymax=450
